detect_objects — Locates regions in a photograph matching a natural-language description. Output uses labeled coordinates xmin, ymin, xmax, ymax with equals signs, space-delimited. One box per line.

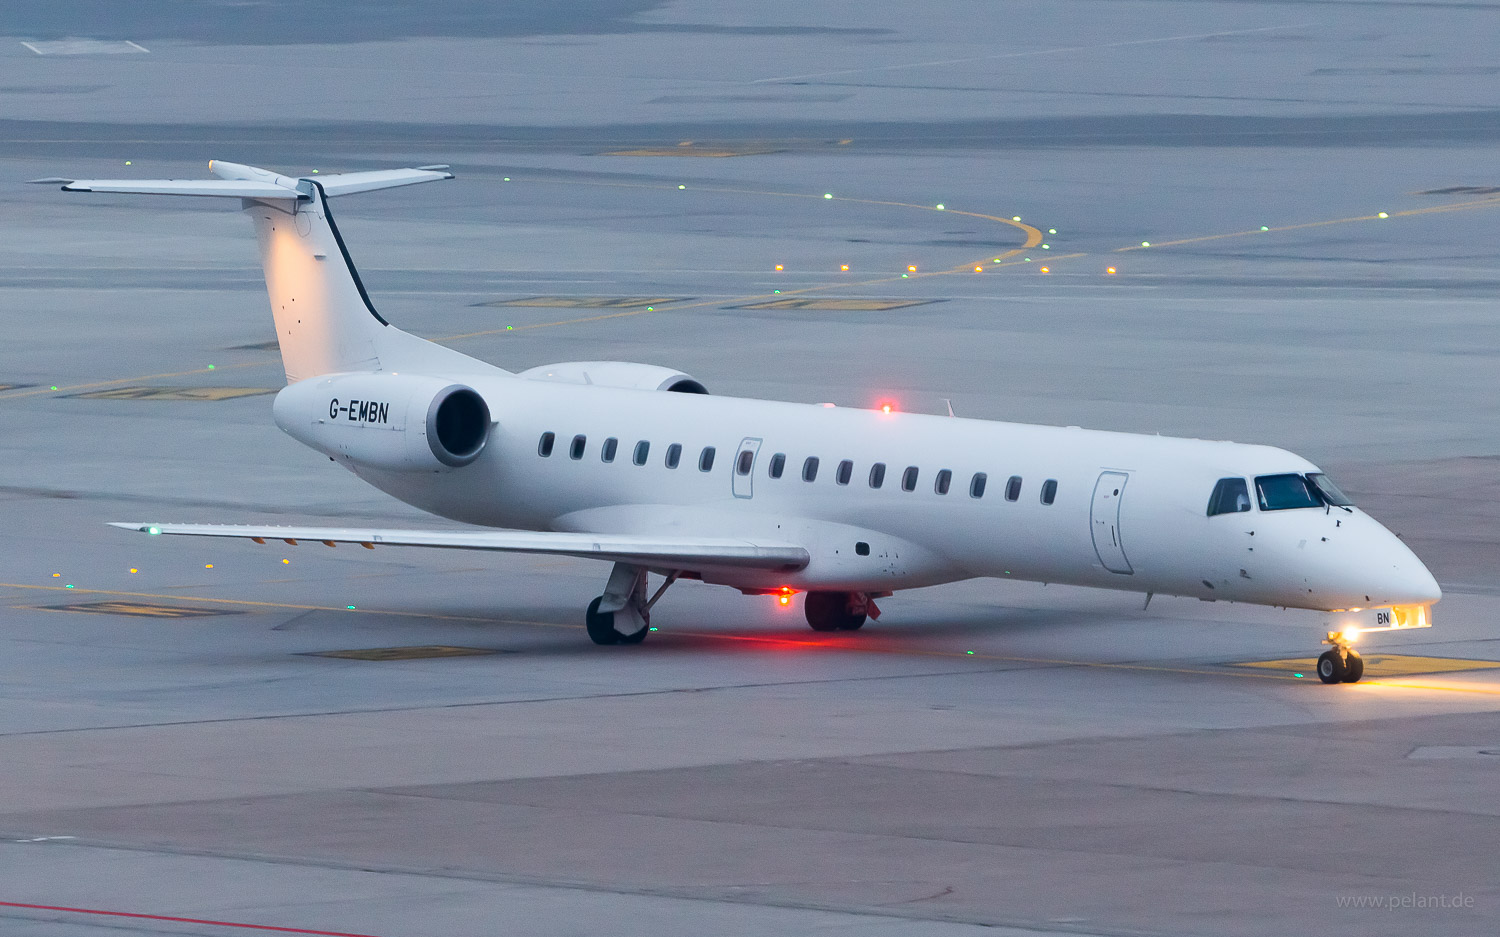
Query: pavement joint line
xmin=747 ymin=23 xmax=1314 ymax=84
xmin=0 ymin=838 xmax=1116 ymax=935
xmin=0 ymin=668 xmax=1029 ymax=739
xmin=13 ymin=582 xmax=1496 ymax=693
xmin=0 ymin=900 xmax=386 ymax=937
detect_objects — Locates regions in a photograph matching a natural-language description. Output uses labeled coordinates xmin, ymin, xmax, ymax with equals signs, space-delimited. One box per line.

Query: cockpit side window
xmin=1307 ymin=473 xmax=1354 ymax=507
xmin=1207 ymin=477 xmax=1251 ymax=516
xmin=1255 ymin=473 xmax=1322 ymax=511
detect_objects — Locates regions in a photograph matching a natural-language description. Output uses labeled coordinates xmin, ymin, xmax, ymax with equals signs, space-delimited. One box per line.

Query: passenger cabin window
xmin=868 ymin=462 xmax=886 ymax=489
xmin=1005 ymin=476 xmax=1022 ymax=501
xmin=934 ymin=469 xmax=952 ymax=495
xmin=802 ymin=456 xmax=820 ymax=482
xmin=970 ymin=472 xmax=987 ymax=498
xmin=1256 ymin=473 xmax=1323 ymax=511
xmin=901 ymin=466 xmax=919 ymax=492
xmin=570 ymin=434 xmax=586 ymax=460
xmin=537 ymin=432 xmax=555 ymax=457
xmin=736 ymin=450 xmax=754 ymax=475
xmin=633 ymin=440 xmax=649 ymax=466
xmin=836 ymin=460 xmax=853 ymax=485
xmin=601 ymin=437 xmax=618 ymax=463
xmin=768 ymin=453 xmax=786 ymax=479
xmin=699 ymin=446 xmax=716 ymax=472
xmin=1040 ymin=479 xmax=1058 ymax=505
xmin=1207 ymin=477 xmax=1251 ymax=516
xmin=665 ymin=443 xmax=682 ymax=469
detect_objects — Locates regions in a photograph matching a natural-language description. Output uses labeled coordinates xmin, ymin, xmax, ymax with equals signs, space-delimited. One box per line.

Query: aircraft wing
xmin=109 ymin=522 xmax=809 ymax=571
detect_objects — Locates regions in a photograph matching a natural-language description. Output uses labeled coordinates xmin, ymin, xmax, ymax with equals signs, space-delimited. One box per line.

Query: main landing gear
xmin=805 ymin=591 xmax=880 ymax=632
xmin=1316 ymin=630 xmax=1364 ymax=684
xmin=586 ymin=564 xmax=677 ymax=646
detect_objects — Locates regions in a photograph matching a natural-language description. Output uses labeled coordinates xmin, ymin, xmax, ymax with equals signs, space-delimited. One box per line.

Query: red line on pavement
xmin=0 ymin=901 xmax=386 ymax=937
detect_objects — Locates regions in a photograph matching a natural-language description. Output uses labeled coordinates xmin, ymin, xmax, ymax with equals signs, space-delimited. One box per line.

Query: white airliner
xmin=41 ymin=161 xmax=1441 ymax=683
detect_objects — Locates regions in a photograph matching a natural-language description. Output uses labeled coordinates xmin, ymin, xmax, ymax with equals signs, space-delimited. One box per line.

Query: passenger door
xmin=1090 ymin=471 xmax=1133 ymax=574
xmin=732 ymin=437 xmax=762 ymax=499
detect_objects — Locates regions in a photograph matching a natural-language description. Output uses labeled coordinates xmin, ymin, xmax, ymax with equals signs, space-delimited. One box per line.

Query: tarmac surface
xmin=2 ymin=2 xmax=1499 ymax=935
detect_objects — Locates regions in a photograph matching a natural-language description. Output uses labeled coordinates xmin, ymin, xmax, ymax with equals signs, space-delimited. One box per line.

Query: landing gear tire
xmin=585 ymin=597 xmax=619 ymax=646
xmin=804 ymin=591 xmax=867 ymax=632
xmin=1317 ymin=649 xmax=1348 ymax=684
xmin=1342 ymin=650 xmax=1364 ymax=683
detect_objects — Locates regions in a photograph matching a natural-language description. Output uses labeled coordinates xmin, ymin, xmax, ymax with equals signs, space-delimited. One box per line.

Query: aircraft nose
xmin=1365 ymin=521 xmax=1442 ymax=607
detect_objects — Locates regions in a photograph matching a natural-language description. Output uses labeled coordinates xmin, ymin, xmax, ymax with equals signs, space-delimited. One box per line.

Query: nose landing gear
xmin=1316 ymin=631 xmax=1364 ymax=684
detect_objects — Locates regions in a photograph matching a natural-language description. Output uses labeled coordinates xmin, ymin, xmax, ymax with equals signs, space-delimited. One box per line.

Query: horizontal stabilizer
xmin=110 ymin=522 xmax=810 ymax=571
xmin=59 ymin=179 xmax=304 ymax=199
xmin=50 ymin=160 xmax=455 ymax=200
xmin=313 ymin=167 xmax=455 ymax=196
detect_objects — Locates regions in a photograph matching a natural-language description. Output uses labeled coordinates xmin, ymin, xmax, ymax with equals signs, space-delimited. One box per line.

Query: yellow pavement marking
xmin=1 ymin=582 xmax=567 ymax=630
xmin=478 ymin=296 xmax=690 ymax=309
xmin=65 ymin=386 xmax=275 ymax=401
xmin=441 ymin=182 xmax=1044 ymax=341
xmin=1230 ymin=655 xmax=1500 ymax=677
xmin=10 ymin=582 xmax=1500 ymax=695
xmin=1113 ymin=196 xmax=1500 ymax=253
xmin=30 ymin=600 xmax=239 ymax=618
xmin=603 ymin=148 xmax=780 ymax=157
xmin=0 ymin=362 xmax=266 ymax=401
xmin=732 ymin=298 xmax=939 ymax=311
xmin=306 ymin=645 xmax=500 ymax=661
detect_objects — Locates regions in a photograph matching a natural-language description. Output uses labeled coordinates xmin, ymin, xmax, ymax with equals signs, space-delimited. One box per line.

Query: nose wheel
xmin=1317 ymin=632 xmax=1364 ymax=684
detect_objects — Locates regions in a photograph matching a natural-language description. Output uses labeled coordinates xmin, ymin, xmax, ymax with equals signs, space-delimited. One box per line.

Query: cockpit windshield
xmin=1256 ymin=473 xmax=1336 ymax=511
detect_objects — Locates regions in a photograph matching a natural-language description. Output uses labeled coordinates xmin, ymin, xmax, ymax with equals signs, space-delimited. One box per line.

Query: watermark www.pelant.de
xmin=1336 ymin=893 xmax=1475 ymax=910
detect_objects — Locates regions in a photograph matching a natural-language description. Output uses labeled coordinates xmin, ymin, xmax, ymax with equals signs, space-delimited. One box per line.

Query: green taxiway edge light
xmin=1260 ymin=226 xmax=1270 ymax=231
xmin=901 ymin=273 xmax=908 ymax=278
xmin=347 ymin=605 xmax=357 ymax=610
xmin=65 ymin=584 xmax=74 ymax=588
xmin=1293 ymin=672 xmax=1304 ymax=678
xmin=966 ymin=650 xmax=974 ymax=655
xmin=1141 ymin=241 xmax=1151 ymax=247
xmin=207 ymin=364 xmax=215 ymax=370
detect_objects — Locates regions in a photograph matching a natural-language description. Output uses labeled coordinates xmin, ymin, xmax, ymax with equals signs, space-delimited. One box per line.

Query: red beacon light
xmin=879 ymin=402 xmax=895 ymax=415
xmin=777 ymin=586 xmax=795 ymax=607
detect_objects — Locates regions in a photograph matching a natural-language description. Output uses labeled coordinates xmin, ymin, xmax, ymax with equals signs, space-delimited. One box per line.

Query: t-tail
xmin=37 ymin=160 xmax=497 ymax=382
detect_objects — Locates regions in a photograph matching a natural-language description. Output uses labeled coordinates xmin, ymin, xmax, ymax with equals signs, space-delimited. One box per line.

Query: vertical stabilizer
xmin=247 ymin=183 xmax=385 ymax=382
xmin=47 ymin=161 xmax=503 ymax=383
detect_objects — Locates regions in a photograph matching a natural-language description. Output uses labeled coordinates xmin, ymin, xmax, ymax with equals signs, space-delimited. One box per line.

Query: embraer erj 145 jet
xmin=42 ymin=162 xmax=1440 ymax=683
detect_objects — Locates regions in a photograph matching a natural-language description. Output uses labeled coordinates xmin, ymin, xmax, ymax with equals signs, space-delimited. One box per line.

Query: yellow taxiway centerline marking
xmin=441 ymin=184 xmax=1043 ymax=341
xmin=8 ymin=580 xmax=1499 ymax=694
xmin=1112 ymin=196 xmax=1500 ymax=253
xmin=0 ymin=362 xmax=266 ymax=402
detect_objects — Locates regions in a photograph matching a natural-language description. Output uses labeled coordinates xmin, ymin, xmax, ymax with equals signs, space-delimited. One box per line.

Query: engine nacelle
xmin=516 ymin=361 xmax=708 ymax=394
xmin=273 ymin=373 xmax=491 ymax=472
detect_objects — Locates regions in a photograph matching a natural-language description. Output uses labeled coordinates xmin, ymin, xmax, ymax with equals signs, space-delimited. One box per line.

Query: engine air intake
xmin=427 ymin=386 xmax=490 ymax=466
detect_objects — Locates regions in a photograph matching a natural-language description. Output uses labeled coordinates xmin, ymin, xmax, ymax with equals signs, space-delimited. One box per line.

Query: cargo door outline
xmin=732 ymin=437 xmax=762 ymax=499
xmin=1090 ymin=471 xmax=1133 ymax=574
